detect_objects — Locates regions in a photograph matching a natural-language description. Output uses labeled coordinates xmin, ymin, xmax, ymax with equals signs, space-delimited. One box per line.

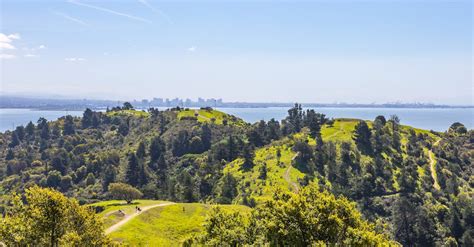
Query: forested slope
xmin=0 ymin=104 xmax=472 ymax=246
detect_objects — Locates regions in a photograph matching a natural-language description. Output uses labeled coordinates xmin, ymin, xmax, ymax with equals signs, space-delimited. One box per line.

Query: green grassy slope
xmin=224 ymin=118 xmax=443 ymax=203
xmin=177 ymin=109 xmax=246 ymax=126
xmin=90 ymin=200 xmax=166 ymax=228
xmin=98 ymin=201 xmax=248 ymax=246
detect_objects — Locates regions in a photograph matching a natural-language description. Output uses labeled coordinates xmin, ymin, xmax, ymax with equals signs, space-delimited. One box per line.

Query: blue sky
xmin=1 ymin=0 xmax=472 ymax=104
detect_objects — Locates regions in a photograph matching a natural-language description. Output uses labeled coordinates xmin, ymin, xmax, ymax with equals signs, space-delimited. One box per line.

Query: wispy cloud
xmin=53 ymin=11 xmax=88 ymax=26
xmin=65 ymin=57 xmax=86 ymax=62
xmin=138 ymin=0 xmax=173 ymax=24
xmin=0 ymin=33 xmax=20 ymax=50
xmin=188 ymin=46 xmax=197 ymax=52
xmin=0 ymin=54 xmax=16 ymax=59
xmin=68 ymin=0 xmax=151 ymax=24
xmin=24 ymin=54 xmax=39 ymax=58
xmin=0 ymin=33 xmax=20 ymax=59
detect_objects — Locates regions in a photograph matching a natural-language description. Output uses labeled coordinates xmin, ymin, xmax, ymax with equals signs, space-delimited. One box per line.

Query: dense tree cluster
xmin=0 ymin=186 xmax=110 ymax=246
xmin=190 ymin=183 xmax=394 ymax=246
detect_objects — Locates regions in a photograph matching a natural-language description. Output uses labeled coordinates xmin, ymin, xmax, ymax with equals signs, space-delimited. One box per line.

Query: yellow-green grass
xmin=321 ymin=119 xmax=360 ymax=143
xmin=224 ymin=144 xmax=305 ymax=203
xmin=177 ymin=109 xmax=245 ymax=126
xmin=106 ymin=109 xmax=150 ymax=118
xmin=108 ymin=203 xmax=249 ymax=246
xmin=90 ymin=200 xmax=166 ymax=228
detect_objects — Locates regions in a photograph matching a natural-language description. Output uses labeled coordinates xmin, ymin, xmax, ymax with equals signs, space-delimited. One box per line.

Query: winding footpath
xmin=283 ymin=153 xmax=300 ymax=193
xmin=429 ymin=139 xmax=442 ymax=190
xmin=105 ymin=202 xmax=175 ymax=235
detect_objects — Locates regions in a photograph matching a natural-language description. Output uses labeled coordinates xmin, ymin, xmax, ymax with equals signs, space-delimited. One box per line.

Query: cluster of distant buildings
xmin=136 ymin=98 xmax=224 ymax=108
xmin=0 ymin=95 xmax=471 ymax=110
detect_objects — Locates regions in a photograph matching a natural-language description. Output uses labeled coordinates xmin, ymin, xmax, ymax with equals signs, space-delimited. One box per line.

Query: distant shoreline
xmin=1 ymin=95 xmax=473 ymax=111
xmin=0 ymin=105 xmax=473 ymax=111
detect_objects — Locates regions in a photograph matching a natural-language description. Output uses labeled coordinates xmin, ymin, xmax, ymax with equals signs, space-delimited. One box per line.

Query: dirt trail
xmin=429 ymin=139 xmax=441 ymax=190
xmin=105 ymin=202 xmax=175 ymax=235
xmin=283 ymin=153 xmax=299 ymax=193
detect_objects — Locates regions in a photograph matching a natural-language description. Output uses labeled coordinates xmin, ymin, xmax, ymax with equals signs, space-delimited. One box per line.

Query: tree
xmin=285 ymin=103 xmax=304 ymax=133
xmin=136 ymin=141 xmax=146 ymax=159
xmin=125 ymin=153 xmax=140 ymax=187
xmin=172 ymin=130 xmax=190 ymax=156
xmin=242 ymin=145 xmax=255 ymax=170
xmin=201 ymin=124 xmax=212 ymax=151
xmin=149 ymin=136 xmax=165 ymax=162
xmin=353 ymin=121 xmax=372 ymax=154
xmin=219 ymin=173 xmax=238 ymax=204
xmin=304 ymin=109 xmax=325 ymax=139
xmin=108 ymin=183 xmax=143 ymax=204
xmin=122 ymin=102 xmax=134 ymax=110
xmin=9 ymin=131 xmax=20 ymax=147
xmin=82 ymin=108 xmax=93 ymax=128
xmin=449 ymin=122 xmax=467 ymax=134
xmin=259 ymin=163 xmax=268 ymax=180
xmin=0 ymin=186 xmax=110 ymax=246
xmin=194 ymin=183 xmax=393 ymax=246
xmin=15 ymin=126 xmax=25 ymax=141
xmin=37 ymin=117 xmax=50 ymax=140
xmin=393 ymin=195 xmax=417 ymax=245
xmin=375 ymin=115 xmax=387 ymax=126
xmin=63 ymin=115 xmax=75 ymax=135
xmin=118 ymin=121 xmax=129 ymax=136
xmin=25 ymin=121 xmax=35 ymax=137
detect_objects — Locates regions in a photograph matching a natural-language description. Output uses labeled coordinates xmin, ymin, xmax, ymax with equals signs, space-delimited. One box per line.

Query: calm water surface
xmin=217 ymin=107 xmax=473 ymax=132
xmin=0 ymin=107 xmax=472 ymax=132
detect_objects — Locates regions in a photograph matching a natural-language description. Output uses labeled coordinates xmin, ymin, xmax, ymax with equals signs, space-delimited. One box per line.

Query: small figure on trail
xmin=137 ymin=207 xmax=142 ymax=212
xmin=183 ymin=207 xmax=185 ymax=212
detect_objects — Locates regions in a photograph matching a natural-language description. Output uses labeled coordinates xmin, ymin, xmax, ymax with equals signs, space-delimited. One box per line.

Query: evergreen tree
xmin=37 ymin=117 xmax=50 ymax=140
xmin=200 ymin=124 xmax=212 ymax=151
xmin=125 ymin=153 xmax=140 ymax=187
xmin=219 ymin=173 xmax=237 ymax=204
xmin=136 ymin=141 xmax=146 ymax=159
xmin=63 ymin=115 xmax=75 ymax=135
xmin=393 ymin=196 xmax=417 ymax=246
xmin=286 ymin=103 xmax=304 ymax=133
xmin=82 ymin=108 xmax=93 ymax=128
xmin=149 ymin=136 xmax=165 ymax=162
xmin=304 ymin=109 xmax=324 ymax=139
xmin=9 ymin=131 xmax=20 ymax=147
xmin=15 ymin=126 xmax=25 ymax=141
xmin=353 ymin=121 xmax=372 ymax=154
xmin=242 ymin=145 xmax=255 ymax=170
xmin=25 ymin=121 xmax=35 ymax=138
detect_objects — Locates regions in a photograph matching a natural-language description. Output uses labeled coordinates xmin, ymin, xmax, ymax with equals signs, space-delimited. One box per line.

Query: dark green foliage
xmin=218 ymin=173 xmax=237 ymax=204
xmin=37 ymin=117 xmax=50 ymax=140
xmin=9 ymin=132 xmax=20 ymax=147
xmin=136 ymin=141 xmax=146 ymax=159
xmin=63 ymin=115 xmax=75 ymax=135
xmin=122 ymin=102 xmax=134 ymax=110
xmin=126 ymin=153 xmax=140 ymax=187
xmin=353 ymin=120 xmax=372 ymax=154
xmin=285 ymin=103 xmax=304 ymax=133
xmin=149 ymin=136 xmax=165 ymax=162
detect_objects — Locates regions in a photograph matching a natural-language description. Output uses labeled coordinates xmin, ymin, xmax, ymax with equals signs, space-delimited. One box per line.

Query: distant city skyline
xmin=1 ymin=0 xmax=472 ymax=105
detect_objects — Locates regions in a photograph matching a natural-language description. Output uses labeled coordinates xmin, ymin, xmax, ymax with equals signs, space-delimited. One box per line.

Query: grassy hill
xmin=177 ymin=108 xmax=246 ymax=126
xmin=91 ymin=200 xmax=249 ymax=246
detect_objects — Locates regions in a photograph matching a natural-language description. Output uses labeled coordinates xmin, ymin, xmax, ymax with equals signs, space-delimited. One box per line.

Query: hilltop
xmin=0 ymin=104 xmax=472 ymax=246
